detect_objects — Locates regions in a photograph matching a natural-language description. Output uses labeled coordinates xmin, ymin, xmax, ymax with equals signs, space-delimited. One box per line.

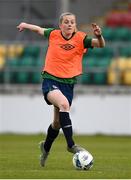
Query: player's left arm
xmin=91 ymin=23 xmax=105 ymax=48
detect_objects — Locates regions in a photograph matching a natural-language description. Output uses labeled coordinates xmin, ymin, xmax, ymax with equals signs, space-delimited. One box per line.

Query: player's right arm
xmin=17 ymin=22 xmax=47 ymax=36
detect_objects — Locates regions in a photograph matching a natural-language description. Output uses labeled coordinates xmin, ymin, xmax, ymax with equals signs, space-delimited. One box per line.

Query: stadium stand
xmin=0 ymin=0 xmax=131 ymax=87
xmin=73 ymin=0 xmax=130 ymax=86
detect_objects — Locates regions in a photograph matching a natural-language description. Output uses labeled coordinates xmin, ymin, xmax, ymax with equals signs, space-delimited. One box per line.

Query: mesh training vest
xmin=43 ymin=29 xmax=86 ymax=78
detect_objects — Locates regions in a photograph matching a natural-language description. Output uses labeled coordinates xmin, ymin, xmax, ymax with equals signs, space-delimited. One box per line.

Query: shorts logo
xmin=59 ymin=43 xmax=75 ymax=51
xmin=52 ymin=85 xmax=58 ymax=89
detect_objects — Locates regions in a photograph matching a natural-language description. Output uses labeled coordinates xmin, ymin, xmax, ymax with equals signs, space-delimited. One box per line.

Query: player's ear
xmin=59 ymin=23 xmax=62 ymax=29
xmin=75 ymin=26 xmax=78 ymax=32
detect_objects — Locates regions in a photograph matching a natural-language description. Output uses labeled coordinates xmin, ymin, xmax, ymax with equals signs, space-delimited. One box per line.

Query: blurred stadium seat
xmin=16 ymin=72 xmax=29 ymax=84
xmin=93 ymin=58 xmax=111 ymax=85
xmin=19 ymin=57 xmax=35 ymax=67
xmin=0 ymin=70 xmax=4 ymax=83
xmin=23 ymin=46 xmax=40 ymax=58
xmin=105 ymin=12 xmax=124 ymax=27
xmin=103 ymin=27 xmax=130 ymax=41
xmin=123 ymin=59 xmax=131 ymax=85
xmin=1 ymin=45 xmax=43 ymax=84
xmin=0 ymin=56 xmax=5 ymax=69
xmin=0 ymin=45 xmax=7 ymax=58
xmin=102 ymin=27 xmax=115 ymax=41
xmin=31 ymin=72 xmax=41 ymax=84
xmin=123 ymin=12 xmax=131 ymax=27
xmin=119 ymin=47 xmax=131 ymax=57
xmin=107 ymin=57 xmax=129 ymax=85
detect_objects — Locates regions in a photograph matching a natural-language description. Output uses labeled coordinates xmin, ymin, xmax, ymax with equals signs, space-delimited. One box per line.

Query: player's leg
xmin=40 ymin=79 xmax=85 ymax=167
xmin=44 ymin=106 xmax=60 ymax=152
xmin=40 ymin=106 xmax=60 ymax=167
xmin=47 ymin=89 xmax=75 ymax=149
xmin=48 ymin=89 xmax=86 ymax=154
xmin=52 ymin=106 xmax=61 ymax=129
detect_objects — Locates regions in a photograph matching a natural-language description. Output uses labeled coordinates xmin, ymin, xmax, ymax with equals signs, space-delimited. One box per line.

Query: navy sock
xmin=59 ymin=112 xmax=75 ymax=148
xmin=44 ymin=124 xmax=59 ymax=152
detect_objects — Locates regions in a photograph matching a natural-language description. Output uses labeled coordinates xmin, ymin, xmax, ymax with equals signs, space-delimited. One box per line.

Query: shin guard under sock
xmin=59 ymin=112 xmax=75 ymax=148
xmin=44 ymin=124 xmax=59 ymax=152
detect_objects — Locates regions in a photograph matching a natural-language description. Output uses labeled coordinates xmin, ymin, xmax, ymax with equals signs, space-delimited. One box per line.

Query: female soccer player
xmin=17 ymin=12 xmax=105 ymax=167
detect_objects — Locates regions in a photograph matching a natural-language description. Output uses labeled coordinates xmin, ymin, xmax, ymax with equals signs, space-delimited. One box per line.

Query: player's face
xmin=60 ymin=15 xmax=76 ymax=35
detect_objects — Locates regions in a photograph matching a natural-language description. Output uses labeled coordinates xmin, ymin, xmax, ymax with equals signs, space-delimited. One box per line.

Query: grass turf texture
xmin=0 ymin=134 xmax=131 ymax=179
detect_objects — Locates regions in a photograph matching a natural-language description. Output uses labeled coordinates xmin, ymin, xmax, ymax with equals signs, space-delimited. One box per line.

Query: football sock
xmin=59 ymin=112 xmax=75 ymax=148
xmin=44 ymin=124 xmax=59 ymax=152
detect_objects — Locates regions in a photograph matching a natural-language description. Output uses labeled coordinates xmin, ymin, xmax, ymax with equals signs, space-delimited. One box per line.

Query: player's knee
xmin=59 ymin=101 xmax=70 ymax=112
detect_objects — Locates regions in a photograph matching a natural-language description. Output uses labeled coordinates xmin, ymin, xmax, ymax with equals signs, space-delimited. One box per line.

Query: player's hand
xmin=92 ymin=23 xmax=102 ymax=37
xmin=17 ymin=22 xmax=27 ymax=32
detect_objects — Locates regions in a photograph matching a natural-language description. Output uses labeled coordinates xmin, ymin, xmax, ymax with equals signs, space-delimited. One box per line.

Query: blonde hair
xmin=59 ymin=12 xmax=76 ymax=24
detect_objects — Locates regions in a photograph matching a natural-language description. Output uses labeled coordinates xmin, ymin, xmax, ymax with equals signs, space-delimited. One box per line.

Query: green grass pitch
xmin=0 ymin=134 xmax=131 ymax=179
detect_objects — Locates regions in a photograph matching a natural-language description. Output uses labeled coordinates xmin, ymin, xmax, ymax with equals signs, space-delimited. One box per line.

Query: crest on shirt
xmin=59 ymin=43 xmax=75 ymax=51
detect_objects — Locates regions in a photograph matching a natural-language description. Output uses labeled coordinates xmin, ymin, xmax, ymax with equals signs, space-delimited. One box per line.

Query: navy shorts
xmin=42 ymin=78 xmax=74 ymax=106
